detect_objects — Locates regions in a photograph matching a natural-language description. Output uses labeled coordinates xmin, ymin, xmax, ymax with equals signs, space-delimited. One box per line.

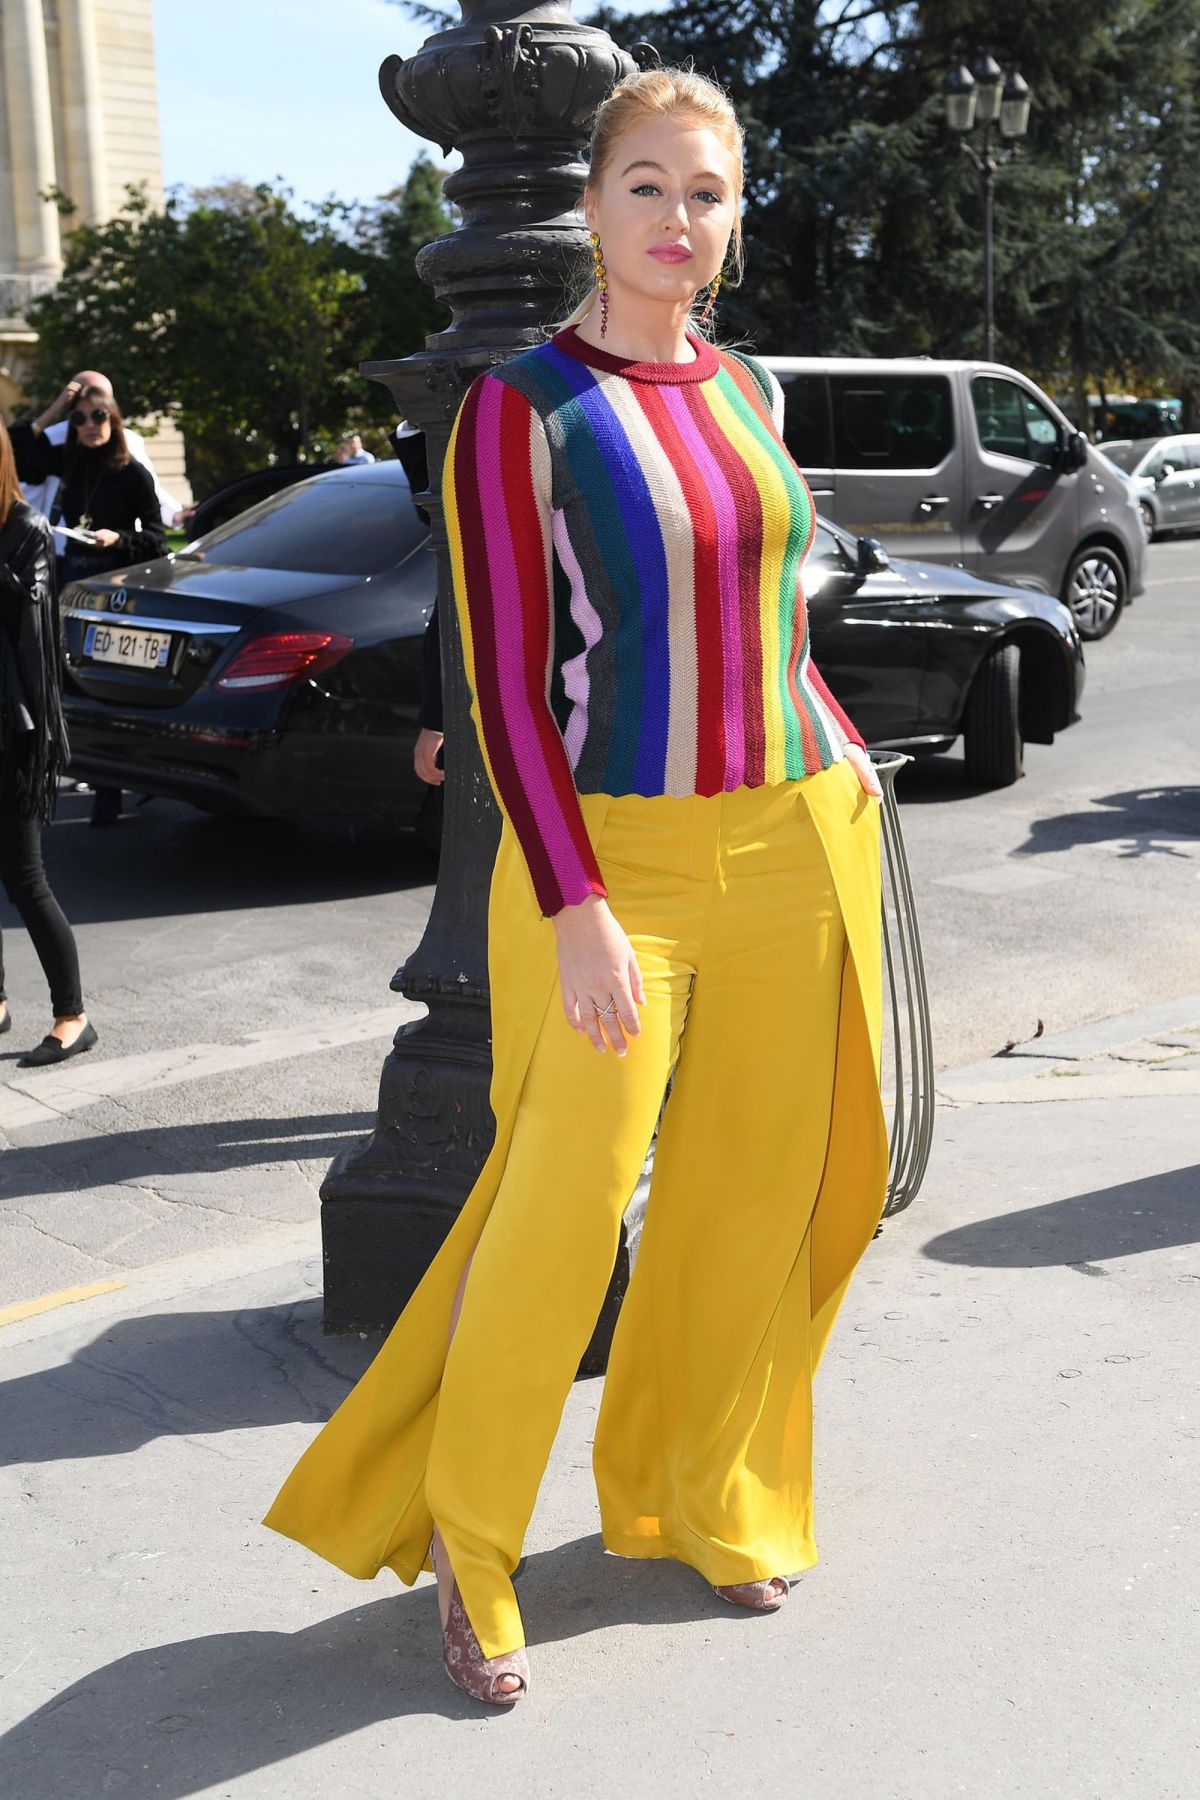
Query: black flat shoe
xmin=18 ymin=1022 xmax=98 ymax=1068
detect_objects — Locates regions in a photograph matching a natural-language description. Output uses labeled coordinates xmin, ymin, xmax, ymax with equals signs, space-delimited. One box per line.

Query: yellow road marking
xmin=0 ymin=1279 xmax=126 ymax=1328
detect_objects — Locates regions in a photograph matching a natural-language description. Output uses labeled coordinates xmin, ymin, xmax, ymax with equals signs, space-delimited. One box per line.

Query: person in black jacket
xmin=11 ymin=380 xmax=167 ymax=583
xmin=0 ymin=417 xmax=97 ymax=1066
xmin=12 ymin=379 xmax=168 ymax=826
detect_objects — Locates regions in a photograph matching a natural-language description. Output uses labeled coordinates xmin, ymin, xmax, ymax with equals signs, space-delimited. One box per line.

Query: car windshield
xmin=182 ymin=476 xmax=428 ymax=576
xmin=1098 ymin=440 xmax=1157 ymax=474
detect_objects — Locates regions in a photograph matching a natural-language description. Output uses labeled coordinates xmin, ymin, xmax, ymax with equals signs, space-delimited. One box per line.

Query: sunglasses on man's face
xmin=69 ymin=407 xmax=110 ymax=427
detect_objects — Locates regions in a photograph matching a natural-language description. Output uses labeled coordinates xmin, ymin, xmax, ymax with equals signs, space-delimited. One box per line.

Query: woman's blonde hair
xmin=562 ymin=65 xmax=745 ymax=335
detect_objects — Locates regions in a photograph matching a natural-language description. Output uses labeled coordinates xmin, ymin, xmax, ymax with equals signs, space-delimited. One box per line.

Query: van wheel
xmin=1063 ymin=545 xmax=1127 ymax=640
xmin=963 ymin=645 xmax=1023 ymax=788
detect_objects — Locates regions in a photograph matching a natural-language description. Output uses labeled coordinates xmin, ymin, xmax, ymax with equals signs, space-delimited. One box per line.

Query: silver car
xmin=761 ymin=356 xmax=1147 ymax=641
xmin=1097 ymin=435 xmax=1200 ymax=541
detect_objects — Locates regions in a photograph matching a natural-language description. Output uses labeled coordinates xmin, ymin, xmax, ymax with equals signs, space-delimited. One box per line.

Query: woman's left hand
xmin=90 ymin=529 xmax=121 ymax=549
xmin=844 ymin=743 xmax=883 ymax=798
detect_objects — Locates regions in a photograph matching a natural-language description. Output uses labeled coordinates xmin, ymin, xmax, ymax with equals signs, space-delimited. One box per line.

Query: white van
xmin=759 ymin=356 xmax=1147 ymax=640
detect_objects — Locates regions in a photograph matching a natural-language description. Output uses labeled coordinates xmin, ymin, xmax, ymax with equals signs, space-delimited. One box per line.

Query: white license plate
xmin=84 ymin=622 xmax=172 ymax=671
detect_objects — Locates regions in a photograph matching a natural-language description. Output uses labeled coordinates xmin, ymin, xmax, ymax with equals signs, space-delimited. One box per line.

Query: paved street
xmin=1 ymin=995 xmax=1197 ymax=1798
xmin=1 ymin=538 xmax=1198 ymax=1795
xmin=898 ymin=535 xmax=1200 ymax=1066
xmin=1 ymin=538 xmax=1198 ymax=1307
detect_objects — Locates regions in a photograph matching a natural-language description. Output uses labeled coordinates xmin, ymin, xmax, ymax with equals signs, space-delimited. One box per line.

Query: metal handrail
xmin=872 ymin=752 xmax=935 ymax=1215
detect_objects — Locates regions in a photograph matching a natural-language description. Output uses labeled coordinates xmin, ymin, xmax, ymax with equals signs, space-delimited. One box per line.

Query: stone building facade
xmin=0 ymin=0 xmax=189 ymax=498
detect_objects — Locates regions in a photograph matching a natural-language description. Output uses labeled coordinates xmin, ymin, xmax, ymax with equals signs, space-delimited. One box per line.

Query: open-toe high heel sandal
xmin=432 ymin=1537 xmax=530 ymax=1706
xmin=713 ymin=1576 xmax=790 ymax=1612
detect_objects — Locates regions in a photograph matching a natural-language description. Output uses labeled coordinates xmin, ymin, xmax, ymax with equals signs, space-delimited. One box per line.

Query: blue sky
xmin=154 ymin=0 xmax=659 ymax=207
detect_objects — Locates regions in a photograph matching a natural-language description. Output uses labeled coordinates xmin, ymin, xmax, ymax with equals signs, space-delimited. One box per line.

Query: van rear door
xmin=826 ymin=371 xmax=966 ymax=565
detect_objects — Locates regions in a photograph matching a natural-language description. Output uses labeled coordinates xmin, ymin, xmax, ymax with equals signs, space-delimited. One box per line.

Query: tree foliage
xmin=25 ymin=158 xmax=453 ymax=493
xmin=23 ymin=0 xmax=1200 ymax=483
xmin=590 ymin=0 xmax=1200 ymax=419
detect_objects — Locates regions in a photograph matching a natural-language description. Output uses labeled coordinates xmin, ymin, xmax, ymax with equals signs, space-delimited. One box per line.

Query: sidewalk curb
xmin=934 ymin=990 xmax=1200 ymax=1090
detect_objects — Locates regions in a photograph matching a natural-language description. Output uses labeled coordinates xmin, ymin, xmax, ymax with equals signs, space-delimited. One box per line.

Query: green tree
xmin=25 ymin=158 xmax=453 ymax=494
xmin=169 ymin=182 xmax=369 ymax=483
xmin=356 ymin=152 xmax=455 ymax=428
xmin=589 ymin=0 xmax=1200 ymax=413
xmin=361 ymin=153 xmax=454 ymax=352
xmin=25 ymin=184 xmax=179 ymax=422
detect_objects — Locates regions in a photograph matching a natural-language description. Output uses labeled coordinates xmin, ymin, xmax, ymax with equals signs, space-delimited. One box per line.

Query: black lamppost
xmin=944 ymin=56 xmax=1033 ymax=361
xmin=318 ymin=3 xmax=656 ymax=1342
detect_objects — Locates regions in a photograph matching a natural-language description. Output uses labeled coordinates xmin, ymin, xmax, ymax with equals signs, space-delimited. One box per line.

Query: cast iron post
xmin=319 ymin=3 xmax=656 ymax=1337
xmin=981 ymin=122 xmax=996 ymax=363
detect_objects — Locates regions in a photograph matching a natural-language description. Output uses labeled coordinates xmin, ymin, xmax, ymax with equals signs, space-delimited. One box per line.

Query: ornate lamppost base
xmin=316 ymin=4 xmax=654 ymax=1362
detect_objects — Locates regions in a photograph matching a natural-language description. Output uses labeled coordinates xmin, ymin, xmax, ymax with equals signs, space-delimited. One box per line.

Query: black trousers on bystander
xmin=0 ymin=767 xmax=82 ymax=1019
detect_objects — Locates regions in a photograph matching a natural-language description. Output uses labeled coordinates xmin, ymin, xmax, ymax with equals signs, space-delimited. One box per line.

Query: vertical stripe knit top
xmin=443 ymin=323 xmax=865 ymax=917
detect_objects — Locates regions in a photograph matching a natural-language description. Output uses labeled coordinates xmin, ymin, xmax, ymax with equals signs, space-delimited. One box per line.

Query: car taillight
xmin=213 ymin=631 xmax=353 ymax=691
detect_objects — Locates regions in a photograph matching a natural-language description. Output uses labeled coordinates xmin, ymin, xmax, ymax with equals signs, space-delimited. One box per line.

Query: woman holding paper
xmin=10 ymin=381 xmax=166 ymax=586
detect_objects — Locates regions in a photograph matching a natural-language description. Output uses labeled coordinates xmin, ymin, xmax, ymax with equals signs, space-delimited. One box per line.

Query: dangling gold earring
xmin=589 ymin=229 xmax=609 ymax=338
xmin=698 ymin=265 xmax=724 ymax=329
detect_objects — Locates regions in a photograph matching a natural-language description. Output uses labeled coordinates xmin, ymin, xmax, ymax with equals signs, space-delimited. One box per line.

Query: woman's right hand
xmin=553 ymin=893 xmax=645 ymax=1055
xmin=34 ymin=380 xmax=82 ymax=434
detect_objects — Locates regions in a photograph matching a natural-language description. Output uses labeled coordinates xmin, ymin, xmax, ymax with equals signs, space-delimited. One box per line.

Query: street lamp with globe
xmin=944 ymin=55 xmax=1033 ymax=361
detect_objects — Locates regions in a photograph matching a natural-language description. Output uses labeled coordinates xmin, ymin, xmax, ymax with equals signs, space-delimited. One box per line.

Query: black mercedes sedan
xmin=59 ymin=461 xmax=1084 ymax=815
xmin=61 ymin=462 xmax=434 ymax=826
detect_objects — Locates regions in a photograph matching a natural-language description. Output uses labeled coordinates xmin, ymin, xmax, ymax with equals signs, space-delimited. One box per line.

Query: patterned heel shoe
xmin=432 ymin=1540 xmax=529 ymax=1706
xmin=713 ymin=1576 xmax=790 ymax=1612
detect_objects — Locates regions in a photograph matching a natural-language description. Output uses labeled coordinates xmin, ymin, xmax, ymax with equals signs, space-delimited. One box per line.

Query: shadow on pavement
xmin=28 ymin=787 xmax=439 ymax=925
xmin=1012 ymin=784 xmax=1200 ymax=859
xmin=0 ymin=1534 xmax=718 ymax=1794
xmin=0 ymin=1111 xmax=375 ymax=1201
xmin=0 ymin=1298 xmax=371 ymax=1467
xmin=922 ymin=1162 xmax=1200 ymax=1267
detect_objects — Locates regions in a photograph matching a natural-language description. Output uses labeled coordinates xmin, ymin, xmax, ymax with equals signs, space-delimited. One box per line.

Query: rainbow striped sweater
xmin=444 ymin=324 xmax=865 ymax=917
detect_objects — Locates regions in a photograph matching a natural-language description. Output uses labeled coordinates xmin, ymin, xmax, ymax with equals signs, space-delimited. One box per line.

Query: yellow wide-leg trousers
xmin=264 ymin=759 xmax=888 ymax=1661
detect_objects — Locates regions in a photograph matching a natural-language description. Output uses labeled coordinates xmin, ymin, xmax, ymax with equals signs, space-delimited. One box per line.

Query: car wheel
xmin=1063 ymin=545 xmax=1127 ymax=640
xmin=1139 ymin=500 xmax=1157 ymax=541
xmin=963 ymin=644 xmax=1023 ymax=788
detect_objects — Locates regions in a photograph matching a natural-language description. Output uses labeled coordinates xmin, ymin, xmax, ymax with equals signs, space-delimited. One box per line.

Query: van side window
xmin=827 ymin=375 xmax=952 ymax=470
xmin=973 ymin=377 xmax=1061 ymax=468
xmin=774 ymin=373 xmax=832 ymax=467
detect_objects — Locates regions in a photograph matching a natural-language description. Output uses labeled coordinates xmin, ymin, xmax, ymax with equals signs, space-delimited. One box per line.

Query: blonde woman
xmin=266 ymin=66 xmax=887 ymax=1706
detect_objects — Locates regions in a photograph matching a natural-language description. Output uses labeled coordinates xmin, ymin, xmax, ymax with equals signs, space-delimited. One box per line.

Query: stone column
xmin=57 ymin=0 xmax=108 ymax=224
xmin=2 ymin=0 xmax=64 ymax=275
